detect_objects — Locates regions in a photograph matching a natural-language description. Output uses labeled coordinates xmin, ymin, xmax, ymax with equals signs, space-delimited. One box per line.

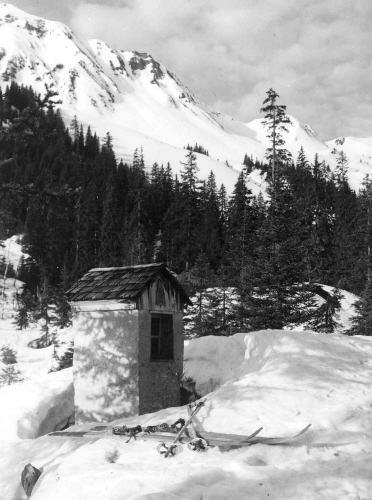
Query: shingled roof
xmin=65 ymin=262 xmax=191 ymax=304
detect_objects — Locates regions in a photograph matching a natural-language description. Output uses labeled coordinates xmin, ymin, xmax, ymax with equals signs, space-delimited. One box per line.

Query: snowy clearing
xmin=0 ymin=254 xmax=371 ymax=499
xmin=0 ymin=324 xmax=371 ymax=499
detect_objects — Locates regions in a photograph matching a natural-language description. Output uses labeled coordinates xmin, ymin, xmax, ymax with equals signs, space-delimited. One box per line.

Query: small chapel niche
xmin=66 ymin=263 xmax=191 ymax=423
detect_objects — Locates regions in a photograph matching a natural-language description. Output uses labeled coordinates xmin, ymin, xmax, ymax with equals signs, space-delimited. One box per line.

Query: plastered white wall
xmin=73 ymin=309 xmax=139 ymax=424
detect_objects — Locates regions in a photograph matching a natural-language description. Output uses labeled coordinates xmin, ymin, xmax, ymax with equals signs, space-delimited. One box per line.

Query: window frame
xmin=150 ymin=312 xmax=174 ymax=362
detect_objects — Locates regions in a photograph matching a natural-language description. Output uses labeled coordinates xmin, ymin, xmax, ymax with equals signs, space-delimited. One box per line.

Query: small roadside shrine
xmin=66 ymin=263 xmax=191 ymax=424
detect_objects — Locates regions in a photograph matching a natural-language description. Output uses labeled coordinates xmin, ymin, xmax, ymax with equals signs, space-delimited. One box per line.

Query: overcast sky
xmin=9 ymin=0 xmax=372 ymax=140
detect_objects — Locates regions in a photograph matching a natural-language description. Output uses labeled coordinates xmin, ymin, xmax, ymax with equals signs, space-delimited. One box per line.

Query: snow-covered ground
xmin=0 ymin=254 xmax=371 ymax=499
xmin=1 ymin=325 xmax=372 ymax=500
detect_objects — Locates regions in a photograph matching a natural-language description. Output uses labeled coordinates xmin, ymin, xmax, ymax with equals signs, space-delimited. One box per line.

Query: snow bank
xmin=0 ymin=368 xmax=73 ymax=441
xmin=184 ymin=330 xmax=372 ymax=435
xmin=0 ymin=288 xmax=370 ymax=500
xmin=0 ymin=330 xmax=371 ymax=500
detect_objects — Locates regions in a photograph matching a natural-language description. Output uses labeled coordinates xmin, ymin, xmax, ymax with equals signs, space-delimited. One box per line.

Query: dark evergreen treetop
xmin=260 ymin=88 xmax=292 ymax=188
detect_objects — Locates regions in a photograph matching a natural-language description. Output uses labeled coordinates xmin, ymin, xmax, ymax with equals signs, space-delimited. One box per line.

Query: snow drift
xmin=0 ymin=330 xmax=371 ymax=499
xmin=0 ymin=368 xmax=73 ymax=441
xmin=184 ymin=330 xmax=372 ymax=435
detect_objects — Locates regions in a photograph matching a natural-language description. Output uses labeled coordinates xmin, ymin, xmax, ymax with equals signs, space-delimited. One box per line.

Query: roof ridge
xmin=89 ymin=263 xmax=165 ymax=272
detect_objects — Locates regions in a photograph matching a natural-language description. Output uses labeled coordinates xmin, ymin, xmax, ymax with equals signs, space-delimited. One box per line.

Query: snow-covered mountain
xmin=0 ymin=3 xmax=371 ymax=192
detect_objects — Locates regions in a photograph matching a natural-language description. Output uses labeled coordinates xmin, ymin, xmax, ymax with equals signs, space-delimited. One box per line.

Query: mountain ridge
xmin=0 ymin=2 xmax=371 ymax=192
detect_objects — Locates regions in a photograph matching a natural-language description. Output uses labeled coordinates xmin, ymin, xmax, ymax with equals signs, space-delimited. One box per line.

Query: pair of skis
xmin=110 ymin=400 xmax=311 ymax=457
xmin=49 ymin=400 xmax=311 ymax=458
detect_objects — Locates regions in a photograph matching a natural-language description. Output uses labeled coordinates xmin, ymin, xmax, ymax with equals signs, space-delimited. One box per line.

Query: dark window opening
xmin=156 ymin=281 xmax=166 ymax=306
xmin=151 ymin=314 xmax=173 ymax=361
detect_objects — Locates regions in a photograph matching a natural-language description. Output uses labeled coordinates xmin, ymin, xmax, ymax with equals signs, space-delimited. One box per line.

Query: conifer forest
xmin=0 ymin=83 xmax=371 ymax=337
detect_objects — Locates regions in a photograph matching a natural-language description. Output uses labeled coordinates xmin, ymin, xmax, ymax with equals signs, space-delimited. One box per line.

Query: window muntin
xmin=150 ymin=313 xmax=173 ymax=361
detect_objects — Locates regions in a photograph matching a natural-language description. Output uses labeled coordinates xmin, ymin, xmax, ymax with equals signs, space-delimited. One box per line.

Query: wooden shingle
xmin=66 ymin=263 xmax=191 ymax=305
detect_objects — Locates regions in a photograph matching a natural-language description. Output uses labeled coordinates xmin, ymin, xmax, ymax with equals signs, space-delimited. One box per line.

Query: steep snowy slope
xmin=0 ymin=3 xmax=371 ymax=192
xmin=0 ymin=3 xmax=261 ymax=192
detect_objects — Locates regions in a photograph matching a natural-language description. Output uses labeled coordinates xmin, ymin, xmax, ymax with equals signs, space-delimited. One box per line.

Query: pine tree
xmin=347 ymin=279 xmax=372 ymax=336
xmin=0 ymin=364 xmax=24 ymax=386
xmin=179 ymin=252 xmax=217 ymax=337
xmin=218 ymin=184 xmax=228 ymax=228
xmin=177 ymin=150 xmax=202 ymax=269
xmin=33 ymin=271 xmax=54 ymax=347
xmin=75 ymin=179 xmax=101 ymax=277
xmin=13 ymin=288 xmax=36 ymax=329
xmin=53 ymin=283 xmax=71 ymax=329
xmin=307 ymin=154 xmax=336 ymax=284
xmin=99 ymin=170 xmax=124 ymax=266
xmin=308 ymin=286 xmax=343 ymax=333
xmin=58 ymin=344 xmax=74 ymax=370
xmin=180 ymin=150 xmax=199 ymax=193
xmin=227 ymin=171 xmax=257 ymax=287
xmin=199 ymin=171 xmax=224 ymax=268
xmin=159 ymin=176 xmax=184 ymax=270
xmin=350 ymin=175 xmax=372 ymax=294
xmin=242 ymin=153 xmax=255 ymax=175
xmin=334 ymin=150 xmax=349 ymax=187
xmin=239 ymin=92 xmax=317 ymax=330
xmin=333 ymin=168 xmax=358 ymax=290
xmin=241 ymin=181 xmax=317 ymax=330
xmin=0 ymin=345 xmax=17 ymax=364
xmin=101 ymin=132 xmax=116 ymax=173
xmin=260 ymin=88 xmax=292 ymax=189
xmin=213 ymin=262 xmax=240 ymax=335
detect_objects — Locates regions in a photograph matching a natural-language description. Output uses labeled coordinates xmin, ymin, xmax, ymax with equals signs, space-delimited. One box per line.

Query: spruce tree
xmin=308 ymin=155 xmax=336 ymax=284
xmin=199 ymin=172 xmax=224 ymax=268
xmin=308 ymin=286 xmax=343 ymax=333
xmin=332 ymin=162 xmax=358 ymax=291
xmin=33 ymin=271 xmax=54 ymax=347
xmin=179 ymin=252 xmax=217 ymax=337
xmin=351 ymin=175 xmax=372 ymax=294
xmin=242 ymin=180 xmax=317 ymax=329
xmin=53 ymin=283 xmax=72 ymax=329
xmin=13 ymin=288 xmax=36 ymax=329
xmin=260 ymin=88 xmax=292 ymax=188
xmin=227 ymin=171 xmax=257 ymax=287
xmin=75 ymin=179 xmax=102 ymax=277
xmin=334 ymin=150 xmax=349 ymax=186
xmin=239 ymin=91 xmax=317 ymax=330
xmin=0 ymin=345 xmax=17 ymax=364
xmin=57 ymin=344 xmax=74 ymax=370
xmin=99 ymin=170 xmax=124 ymax=266
xmin=177 ymin=150 xmax=202 ymax=269
xmin=347 ymin=279 xmax=372 ymax=336
xmin=0 ymin=364 xmax=24 ymax=386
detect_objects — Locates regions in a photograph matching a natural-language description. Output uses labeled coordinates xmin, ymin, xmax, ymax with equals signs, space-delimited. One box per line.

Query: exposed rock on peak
xmin=1 ymin=3 xmax=371 ymax=192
